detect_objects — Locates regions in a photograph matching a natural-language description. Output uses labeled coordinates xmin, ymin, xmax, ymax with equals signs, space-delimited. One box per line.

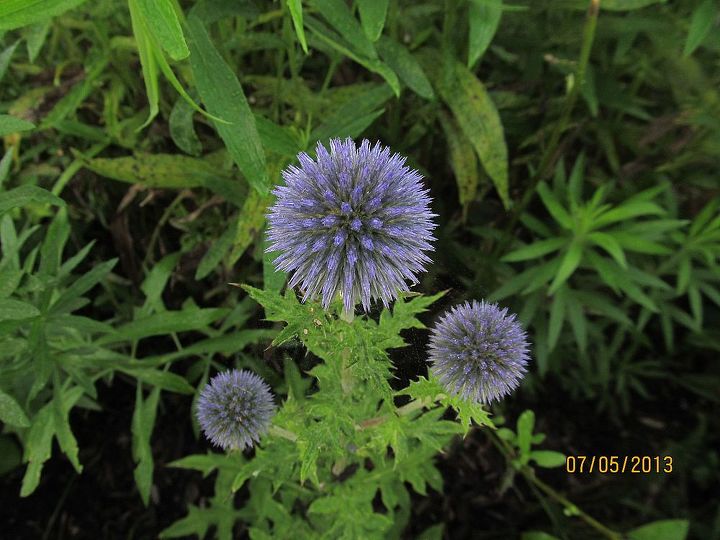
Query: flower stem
xmin=357 ymin=396 xmax=440 ymax=430
xmin=268 ymin=425 xmax=298 ymax=442
xmin=488 ymin=429 xmax=621 ymax=540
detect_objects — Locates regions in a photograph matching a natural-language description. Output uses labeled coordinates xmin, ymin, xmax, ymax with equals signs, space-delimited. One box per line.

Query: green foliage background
xmin=0 ymin=0 xmax=719 ymax=538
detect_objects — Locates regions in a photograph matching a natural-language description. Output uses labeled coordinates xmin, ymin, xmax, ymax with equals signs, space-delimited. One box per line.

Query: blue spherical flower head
xmin=267 ymin=138 xmax=436 ymax=316
xmin=196 ymin=369 xmax=276 ymax=451
xmin=428 ymin=301 xmax=530 ymax=404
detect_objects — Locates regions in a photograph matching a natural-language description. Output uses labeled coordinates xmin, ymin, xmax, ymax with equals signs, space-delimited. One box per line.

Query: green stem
xmin=495 ymin=0 xmax=600 ymax=256
xmin=488 ymin=429 xmax=621 ymax=540
xmin=268 ymin=425 xmax=298 ymax=442
xmin=357 ymin=396 xmax=441 ymax=430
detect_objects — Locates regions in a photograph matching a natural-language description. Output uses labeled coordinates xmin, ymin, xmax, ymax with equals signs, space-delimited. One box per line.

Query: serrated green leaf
xmin=0 ymin=389 xmax=30 ymax=427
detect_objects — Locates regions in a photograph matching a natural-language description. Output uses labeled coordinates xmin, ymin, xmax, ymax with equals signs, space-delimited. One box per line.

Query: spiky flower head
xmin=196 ymin=369 xmax=276 ymax=451
xmin=267 ymin=138 xmax=436 ymax=315
xmin=428 ymin=301 xmax=530 ymax=404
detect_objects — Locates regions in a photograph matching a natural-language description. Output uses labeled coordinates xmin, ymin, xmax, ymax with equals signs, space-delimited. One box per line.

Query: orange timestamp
xmin=565 ymin=455 xmax=673 ymax=474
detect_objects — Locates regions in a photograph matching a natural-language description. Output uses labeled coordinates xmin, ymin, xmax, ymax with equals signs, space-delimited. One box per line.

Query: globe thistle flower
xmin=196 ymin=369 xmax=276 ymax=451
xmin=267 ymin=138 xmax=436 ymax=316
xmin=428 ymin=301 xmax=530 ymax=404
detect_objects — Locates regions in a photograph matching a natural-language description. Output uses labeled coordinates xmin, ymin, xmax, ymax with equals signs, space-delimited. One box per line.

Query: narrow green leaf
xmin=128 ymin=0 xmax=160 ymax=127
xmin=101 ymin=308 xmax=228 ymax=344
xmin=310 ymin=84 xmax=394 ymax=142
xmin=305 ymin=17 xmax=400 ymax=96
xmin=677 ymin=257 xmax=691 ymax=294
xmin=132 ymin=384 xmax=161 ymax=505
xmin=24 ymin=21 xmax=50 ymax=62
xmin=530 ymin=450 xmax=566 ymax=468
xmin=49 ymin=258 xmax=118 ymax=315
xmin=263 ymin=230 xmax=287 ymax=294
xmin=377 ymin=37 xmax=435 ymax=100
xmin=0 ymin=389 xmax=30 ymax=427
xmin=628 ymin=520 xmax=689 ymax=540
xmin=516 ymin=410 xmax=535 ymax=461
xmin=549 ymin=242 xmax=583 ymax=293
xmin=536 ymin=182 xmax=573 ymax=229
xmin=467 ymin=0 xmax=502 ymax=67
xmin=196 ymin=227 xmax=234 ymax=280
xmin=440 ymin=61 xmax=509 ymax=208
xmin=357 ymin=0 xmax=389 ymax=41
xmin=186 ymin=15 xmax=268 ymax=194
xmin=548 ymin=285 xmax=567 ymax=351
xmin=565 ymin=290 xmax=587 ymax=352
xmin=311 ymin=0 xmax=377 ymax=59
xmin=137 ymin=0 xmax=189 ymax=60
xmin=254 ymin=114 xmax=301 ymax=157
xmin=0 ymin=0 xmax=90 ymax=30
xmin=588 ymin=232 xmax=627 ymax=268
xmin=228 ymin=190 xmax=273 ymax=265
xmin=688 ymin=283 xmax=702 ymax=326
xmin=438 ymin=111 xmax=478 ymax=210
xmin=521 ymin=532 xmax=561 ymax=540
xmin=169 ymin=97 xmax=203 ymax=156
xmin=286 ymin=0 xmax=309 ymax=53
xmin=0 ymin=185 xmax=65 ymax=215
xmin=78 ymin=152 xmax=244 ymax=205
xmin=594 ymin=201 xmax=664 ymax=228
xmin=0 ymin=41 xmax=20 ymax=83
xmin=0 ymin=114 xmax=35 ymax=136
xmin=684 ymin=0 xmax=717 ymax=56
xmin=125 ymin=369 xmax=195 ymax=394
xmin=502 ymin=237 xmax=567 ymax=262
xmin=0 ymin=299 xmax=40 ymax=320
xmin=600 ymin=0 xmax=667 ymax=9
